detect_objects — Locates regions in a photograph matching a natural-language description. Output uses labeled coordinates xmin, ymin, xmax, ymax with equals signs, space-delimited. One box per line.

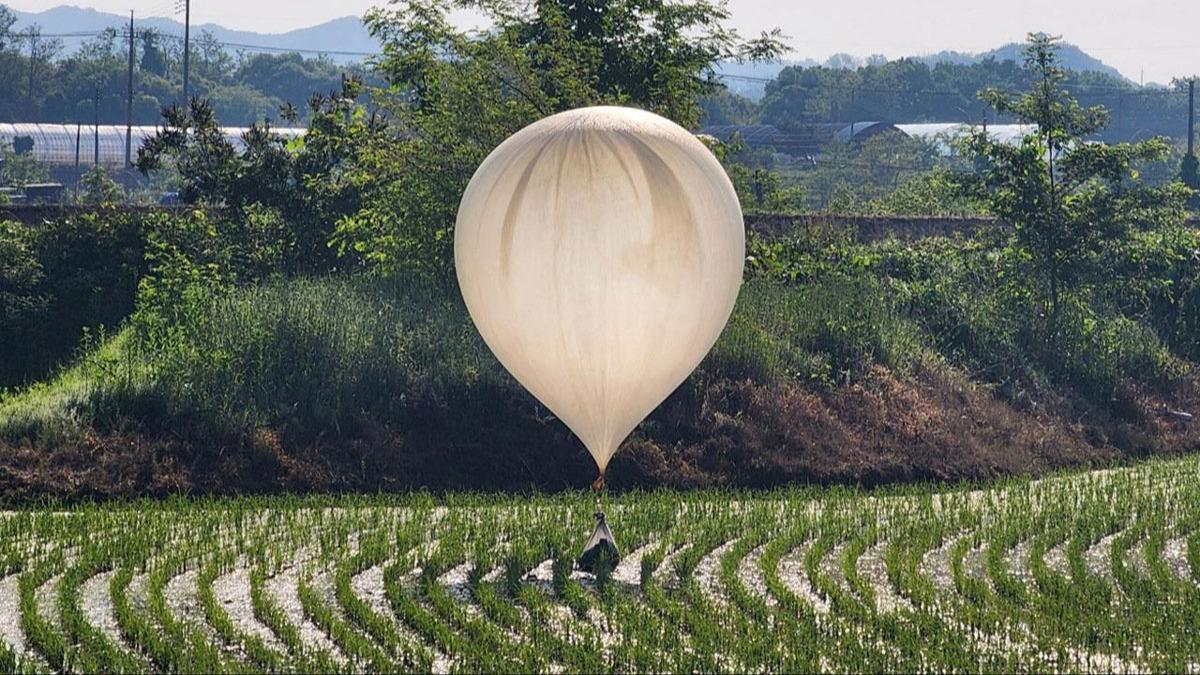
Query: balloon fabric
xmin=455 ymin=106 xmax=744 ymax=478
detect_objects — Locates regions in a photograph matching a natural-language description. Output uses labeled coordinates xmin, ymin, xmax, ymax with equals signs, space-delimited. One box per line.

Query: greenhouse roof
xmin=0 ymin=123 xmax=305 ymax=168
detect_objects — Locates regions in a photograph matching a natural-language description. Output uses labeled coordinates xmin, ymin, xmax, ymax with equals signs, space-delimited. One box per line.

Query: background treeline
xmin=0 ymin=4 xmax=364 ymax=126
xmin=709 ymin=58 xmax=1190 ymax=143
xmin=0 ymin=0 xmax=1191 ymax=143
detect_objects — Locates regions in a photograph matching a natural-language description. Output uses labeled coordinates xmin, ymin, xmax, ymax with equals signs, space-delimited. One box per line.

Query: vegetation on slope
xmin=2 ymin=220 xmax=1199 ymax=500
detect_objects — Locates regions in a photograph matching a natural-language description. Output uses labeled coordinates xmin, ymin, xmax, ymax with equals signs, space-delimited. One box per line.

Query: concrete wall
xmin=747 ymin=213 xmax=1200 ymax=241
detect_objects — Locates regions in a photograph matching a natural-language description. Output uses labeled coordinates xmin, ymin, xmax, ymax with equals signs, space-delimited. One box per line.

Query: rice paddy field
xmin=1 ymin=455 xmax=1198 ymax=674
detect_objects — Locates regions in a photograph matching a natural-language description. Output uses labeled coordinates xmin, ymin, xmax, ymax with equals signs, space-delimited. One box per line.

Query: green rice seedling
xmin=298 ymin=568 xmax=393 ymax=672
xmin=58 ymin=556 xmax=145 ymax=673
xmin=247 ymin=564 xmax=343 ymax=672
xmin=2 ymin=456 xmax=1200 ymax=672
xmin=19 ymin=551 xmax=73 ymax=672
xmin=196 ymin=553 xmax=289 ymax=672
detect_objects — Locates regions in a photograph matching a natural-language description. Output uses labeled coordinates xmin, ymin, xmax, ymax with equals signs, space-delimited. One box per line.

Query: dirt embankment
xmin=2 ymin=364 xmax=1196 ymax=503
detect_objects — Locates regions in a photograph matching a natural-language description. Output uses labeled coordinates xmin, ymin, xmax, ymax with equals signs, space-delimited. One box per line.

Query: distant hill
xmin=718 ymin=41 xmax=1128 ymax=101
xmin=918 ymin=42 xmax=1127 ymax=81
xmin=8 ymin=5 xmax=379 ymax=63
xmin=7 ymin=7 xmax=1130 ymax=86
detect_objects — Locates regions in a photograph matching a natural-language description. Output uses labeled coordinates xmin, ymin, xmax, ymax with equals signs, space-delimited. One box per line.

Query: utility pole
xmin=1188 ymin=78 xmax=1195 ymax=159
xmin=181 ymin=0 xmax=191 ymax=104
xmin=126 ymin=11 xmax=135 ymax=168
xmin=1183 ymin=77 xmax=1200 ymax=207
xmin=26 ymin=28 xmax=36 ymax=103
xmin=74 ymin=122 xmax=81 ymax=170
xmin=93 ymin=86 xmax=100 ymax=167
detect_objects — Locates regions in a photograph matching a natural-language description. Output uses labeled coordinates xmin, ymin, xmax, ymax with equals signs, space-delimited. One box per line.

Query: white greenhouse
xmin=895 ymin=123 xmax=1037 ymax=149
xmin=0 ymin=123 xmax=305 ymax=168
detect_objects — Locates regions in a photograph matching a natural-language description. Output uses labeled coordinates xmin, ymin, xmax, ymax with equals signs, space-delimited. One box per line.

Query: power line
xmin=167 ymin=34 xmax=378 ymax=57
xmin=16 ymin=29 xmax=1200 ymax=89
xmin=139 ymin=1 xmax=182 ymax=18
xmin=18 ymin=27 xmax=379 ymax=58
xmin=17 ymin=31 xmax=113 ymax=39
xmin=719 ymin=72 xmax=1187 ymax=95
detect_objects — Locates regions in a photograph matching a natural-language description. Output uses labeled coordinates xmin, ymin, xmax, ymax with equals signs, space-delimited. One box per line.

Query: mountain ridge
xmin=8 ymin=4 xmax=380 ymax=62
xmin=718 ymin=42 xmax=1133 ymax=100
xmin=9 ymin=5 xmax=1135 ymax=84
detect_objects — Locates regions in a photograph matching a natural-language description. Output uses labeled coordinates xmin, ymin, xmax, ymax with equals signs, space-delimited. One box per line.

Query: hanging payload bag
xmin=577 ymin=511 xmax=621 ymax=573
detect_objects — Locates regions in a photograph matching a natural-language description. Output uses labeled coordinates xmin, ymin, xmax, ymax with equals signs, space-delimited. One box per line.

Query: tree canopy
xmin=961 ymin=34 xmax=1190 ymax=325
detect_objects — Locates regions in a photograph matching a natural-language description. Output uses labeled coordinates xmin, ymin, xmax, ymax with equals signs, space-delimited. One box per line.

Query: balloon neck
xmin=591 ymin=474 xmax=605 ymax=492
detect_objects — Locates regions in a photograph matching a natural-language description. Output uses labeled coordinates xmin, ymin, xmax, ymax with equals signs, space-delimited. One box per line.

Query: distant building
xmin=833 ymin=121 xmax=900 ymax=143
xmin=701 ymin=124 xmax=783 ymax=150
xmin=701 ymin=121 xmax=902 ymax=157
xmin=700 ymin=121 xmax=1035 ymax=158
xmin=896 ymin=122 xmax=1037 ymax=151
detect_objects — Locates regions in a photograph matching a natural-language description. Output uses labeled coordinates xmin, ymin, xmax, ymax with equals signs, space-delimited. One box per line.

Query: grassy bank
xmin=2 ymin=224 xmax=1198 ymax=500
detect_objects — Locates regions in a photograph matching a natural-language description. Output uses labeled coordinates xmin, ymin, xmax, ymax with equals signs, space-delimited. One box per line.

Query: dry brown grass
xmin=2 ymin=363 xmax=1198 ymax=503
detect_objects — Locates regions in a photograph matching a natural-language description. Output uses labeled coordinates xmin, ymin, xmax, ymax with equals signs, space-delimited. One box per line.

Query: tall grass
xmin=3 ymin=271 xmax=932 ymax=443
xmin=0 ymin=330 xmax=151 ymax=444
xmin=707 ymin=275 xmax=926 ymax=385
xmin=148 ymin=275 xmax=505 ymax=432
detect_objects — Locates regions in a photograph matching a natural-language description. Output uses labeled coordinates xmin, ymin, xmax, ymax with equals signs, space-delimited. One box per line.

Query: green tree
xmin=962 ymin=33 xmax=1189 ymax=324
xmin=0 ymin=140 xmax=49 ymax=187
xmin=233 ymin=53 xmax=344 ymax=116
xmin=189 ymin=30 xmax=236 ymax=85
xmin=139 ymin=28 xmax=167 ymax=76
xmin=334 ymin=0 xmax=785 ymax=279
xmin=0 ymin=5 xmax=16 ymax=51
xmin=205 ymin=84 xmax=279 ymax=125
xmin=136 ymin=82 xmax=381 ymax=274
xmin=79 ymin=164 xmax=124 ymax=204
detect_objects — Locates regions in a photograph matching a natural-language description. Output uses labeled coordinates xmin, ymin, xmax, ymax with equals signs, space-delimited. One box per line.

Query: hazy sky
xmin=9 ymin=0 xmax=1200 ymax=84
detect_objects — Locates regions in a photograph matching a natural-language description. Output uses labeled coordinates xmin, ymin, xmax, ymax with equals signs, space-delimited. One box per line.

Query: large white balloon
xmin=455 ymin=106 xmax=744 ymax=477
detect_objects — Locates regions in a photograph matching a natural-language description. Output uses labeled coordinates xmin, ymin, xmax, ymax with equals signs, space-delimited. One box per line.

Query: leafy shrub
xmin=0 ymin=141 xmax=49 ymax=187
xmin=132 ymin=205 xmax=303 ymax=350
xmin=1092 ymin=225 xmax=1200 ymax=351
xmin=860 ymin=167 xmax=983 ymax=217
xmin=1045 ymin=303 xmax=1187 ymax=395
xmin=1 ymin=204 xmax=309 ymax=391
xmin=1177 ymin=277 xmax=1200 ymax=362
xmin=79 ymin=165 xmax=125 ymax=205
xmin=0 ymin=220 xmax=47 ymax=345
xmin=751 ymin=228 xmax=1192 ymax=407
